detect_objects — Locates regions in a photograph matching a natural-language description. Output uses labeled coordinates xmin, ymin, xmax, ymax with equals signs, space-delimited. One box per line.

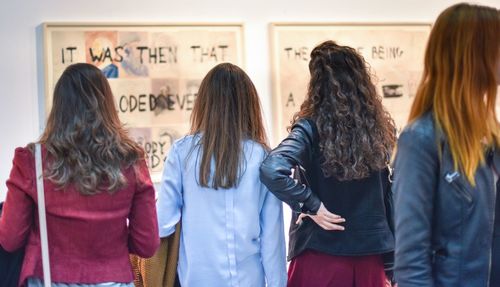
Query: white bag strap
xmin=35 ymin=143 xmax=52 ymax=286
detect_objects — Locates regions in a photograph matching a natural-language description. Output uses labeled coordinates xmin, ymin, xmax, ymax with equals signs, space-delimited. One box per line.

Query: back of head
xmin=409 ymin=3 xmax=500 ymax=184
xmin=190 ymin=63 xmax=268 ymax=189
xmin=41 ymin=63 xmax=144 ymax=195
xmin=295 ymin=40 xmax=396 ymax=180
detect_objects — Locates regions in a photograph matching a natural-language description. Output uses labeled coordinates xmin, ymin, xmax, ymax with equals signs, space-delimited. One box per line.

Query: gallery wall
xmin=0 ymin=0 xmax=498 ymax=201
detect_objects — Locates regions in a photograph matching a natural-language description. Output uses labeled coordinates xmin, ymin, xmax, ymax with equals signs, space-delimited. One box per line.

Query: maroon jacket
xmin=0 ymin=147 xmax=160 ymax=286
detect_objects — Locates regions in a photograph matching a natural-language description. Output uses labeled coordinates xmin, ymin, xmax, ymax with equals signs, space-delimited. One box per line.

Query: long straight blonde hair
xmin=409 ymin=3 xmax=500 ymax=184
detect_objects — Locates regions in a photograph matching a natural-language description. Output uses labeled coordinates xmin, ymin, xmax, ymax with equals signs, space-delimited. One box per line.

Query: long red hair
xmin=409 ymin=3 xmax=500 ymax=184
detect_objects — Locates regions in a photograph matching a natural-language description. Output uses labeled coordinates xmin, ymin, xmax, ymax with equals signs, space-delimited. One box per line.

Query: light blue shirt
xmin=157 ymin=135 xmax=287 ymax=287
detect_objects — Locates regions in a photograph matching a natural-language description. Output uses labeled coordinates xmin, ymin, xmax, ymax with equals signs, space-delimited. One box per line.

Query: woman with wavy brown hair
xmin=260 ymin=41 xmax=396 ymax=287
xmin=393 ymin=3 xmax=500 ymax=286
xmin=0 ymin=63 xmax=159 ymax=286
xmin=156 ymin=63 xmax=286 ymax=287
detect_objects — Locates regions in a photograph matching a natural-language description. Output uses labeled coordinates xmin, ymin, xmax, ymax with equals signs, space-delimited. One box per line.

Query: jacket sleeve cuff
xmin=301 ymin=191 xmax=321 ymax=215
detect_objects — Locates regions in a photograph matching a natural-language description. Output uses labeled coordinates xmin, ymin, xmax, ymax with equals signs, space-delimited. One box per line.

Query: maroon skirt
xmin=288 ymin=250 xmax=388 ymax=287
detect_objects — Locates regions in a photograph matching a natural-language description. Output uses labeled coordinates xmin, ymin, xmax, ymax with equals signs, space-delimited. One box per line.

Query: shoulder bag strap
xmin=35 ymin=144 xmax=52 ymax=286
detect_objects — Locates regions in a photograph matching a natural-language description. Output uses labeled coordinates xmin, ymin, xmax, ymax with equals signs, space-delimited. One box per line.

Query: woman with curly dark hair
xmin=260 ymin=41 xmax=396 ymax=287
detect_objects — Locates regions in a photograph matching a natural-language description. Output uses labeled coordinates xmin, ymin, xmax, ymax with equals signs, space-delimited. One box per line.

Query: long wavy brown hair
xmin=39 ymin=63 xmax=144 ymax=195
xmin=293 ymin=41 xmax=396 ymax=180
xmin=409 ymin=3 xmax=500 ymax=185
xmin=190 ymin=63 xmax=268 ymax=189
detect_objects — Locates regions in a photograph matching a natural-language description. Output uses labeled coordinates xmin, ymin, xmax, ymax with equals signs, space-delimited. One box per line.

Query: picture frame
xmin=43 ymin=22 xmax=245 ymax=182
xmin=269 ymin=22 xmax=431 ymax=144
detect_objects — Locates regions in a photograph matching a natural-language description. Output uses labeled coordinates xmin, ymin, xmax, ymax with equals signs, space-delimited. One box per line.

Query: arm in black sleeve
xmin=260 ymin=119 xmax=321 ymax=214
xmin=393 ymin=127 xmax=439 ymax=287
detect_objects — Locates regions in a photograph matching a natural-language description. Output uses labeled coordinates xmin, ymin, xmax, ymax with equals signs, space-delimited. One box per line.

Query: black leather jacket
xmin=260 ymin=118 xmax=394 ymax=261
xmin=393 ymin=113 xmax=500 ymax=287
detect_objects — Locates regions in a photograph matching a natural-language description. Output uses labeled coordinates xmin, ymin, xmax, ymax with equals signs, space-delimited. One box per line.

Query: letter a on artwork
xmin=286 ymin=93 xmax=295 ymax=107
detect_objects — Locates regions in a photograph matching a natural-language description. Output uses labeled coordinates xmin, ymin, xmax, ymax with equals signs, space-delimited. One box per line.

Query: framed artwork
xmin=270 ymin=23 xmax=431 ymax=144
xmin=44 ymin=23 xmax=245 ymax=181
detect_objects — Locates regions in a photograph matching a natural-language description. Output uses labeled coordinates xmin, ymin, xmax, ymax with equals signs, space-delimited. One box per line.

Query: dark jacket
xmin=491 ymin=179 xmax=500 ymax=286
xmin=260 ymin=118 xmax=394 ymax=260
xmin=393 ymin=113 xmax=500 ymax=287
xmin=0 ymin=202 xmax=24 ymax=287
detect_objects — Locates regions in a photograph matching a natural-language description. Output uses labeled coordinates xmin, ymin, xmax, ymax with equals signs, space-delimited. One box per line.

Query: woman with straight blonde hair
xmin=393 ymin=3 xmax=500 ymax=286
xmin=156 ymin=63 xmax=287 ymax=287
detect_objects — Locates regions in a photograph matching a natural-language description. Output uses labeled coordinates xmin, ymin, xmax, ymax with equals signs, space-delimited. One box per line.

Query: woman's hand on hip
xmin=295 ymin=203 xmax=345 ymax=231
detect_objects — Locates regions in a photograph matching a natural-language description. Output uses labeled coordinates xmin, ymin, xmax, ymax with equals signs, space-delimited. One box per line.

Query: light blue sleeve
xmin=260 ymin=186 xmax=287 ymax=287
xmin=157 ymin=143 xmax=183 ymax=238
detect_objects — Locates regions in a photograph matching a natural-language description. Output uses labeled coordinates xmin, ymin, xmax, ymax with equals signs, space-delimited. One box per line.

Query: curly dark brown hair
xmin=293 ymin=41 xmax=396 ymax=181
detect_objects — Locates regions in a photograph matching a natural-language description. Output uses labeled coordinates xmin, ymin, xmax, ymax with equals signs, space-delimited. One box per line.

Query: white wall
xmin=0 ymin=0 xmax=498 ymax=201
